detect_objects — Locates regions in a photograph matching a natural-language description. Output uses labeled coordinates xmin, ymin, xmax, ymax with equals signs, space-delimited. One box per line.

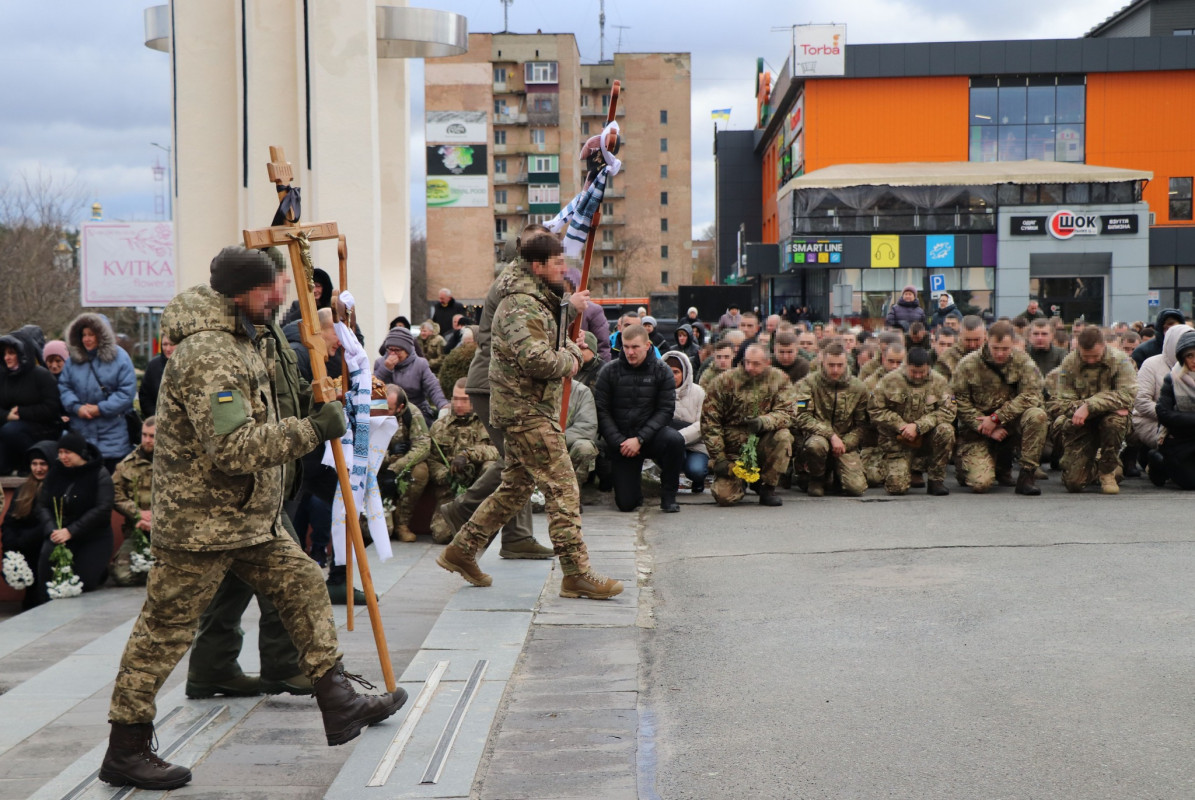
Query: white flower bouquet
xmin=2 ymin=551 xmax=34 ymax=590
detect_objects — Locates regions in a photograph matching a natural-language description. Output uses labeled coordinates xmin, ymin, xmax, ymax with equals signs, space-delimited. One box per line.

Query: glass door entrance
xmin=1030 ymin=277 xmax=1105 ymax=324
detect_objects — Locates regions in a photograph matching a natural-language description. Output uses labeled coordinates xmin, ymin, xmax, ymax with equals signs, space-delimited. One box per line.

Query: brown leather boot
xmin=927 ymin=480 xmax=950 ymax=496
xmin=560 ymin=571 xmax=624 ymax=599
xmin=314 ymin=662 xmax=409 ymax=746
xmin=757 ymin=484 xmax=783 ymax=506
xmin=99 ymin=722 xmax=192 ymax=790
xmin=807 ymin=479 xmax=825 ymax=497
xmin=1015 ymin=471 xmax=1041 ymax=496
xmin=436 ymin=543 xmax=493 ymax=586
xmin=396 ymin=523 xmax=416 ymax=543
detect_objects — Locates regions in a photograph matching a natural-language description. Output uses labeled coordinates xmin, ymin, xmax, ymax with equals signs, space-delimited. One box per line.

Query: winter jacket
xmin=153 ymin=284 xmax=320 ymax=551
xmin=431 ymin=296 xmax=468 ymax=341
xmin=1 ymin=442 xmax=55 ymax=559
xmin=373 ymin=327 xmax=447 ymax=426
xmin=1134 ymin=324 xmax=1193 ymax=448
xmin=885 ymin=299 xmax=927 ymax=331
xmin=682 ymin=314 xmax=707 ymax=345
xmin=929 ymin=303 xmax=960 ymax=330
xmin=10 ymin=325 xmax=47 ymax=368
xmin=662 ymin=350 xmax=707 ymax=455
xmin=565 ymin=379 xmax=599 ymax=451
xmin=280 ymin=267 xmax=333 ymax=328
xmin=0 ymin=334 xmax=63 ymax=435
xmin=672 ymin=324 xmax=702 ymax=372
xmin=1054 ymin=346 xmax=1138 ymax=418
xmin=111 ymin=445 xmax=154 ymax=539
xmin=1028 ymin=345 xmax=1067 ymax=384
xmin=1132 ymin=308 xmax=1186 ymax=368
xmin=35 ymin=439 xmax=114 ymax=596
xmin=793 ymin=369 xmax=870 ymax=452
xmin=593 ymin=347 xmax=676 ymax=449
xmin=581 ymin=303 xmax=612 ymax=362
xmin=58 ymin=313 xmax=137 ymax=460
xmin=138 ymin=352 xmax=167 ymax=417
xmin=717 ymin=311 xmax=742 ymax=330
xmin=1157 ymin=374 xmax=1195 ymax=446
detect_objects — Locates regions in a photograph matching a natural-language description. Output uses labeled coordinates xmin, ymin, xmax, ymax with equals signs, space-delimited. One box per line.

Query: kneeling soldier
xmin=702 ymin=344 xmax=797 ymax=507
xmin=383 ymin=386 xmax=430 ymax=542
xmin=870 ymin=347 xmax=956 ymax=496
xmin=427 ymin=380 xmax=498 ymax=542
xmin=793 ymin=343 xmax=870 ymax=497
xmin=951 ymin=320 xmax=1047 ymax=495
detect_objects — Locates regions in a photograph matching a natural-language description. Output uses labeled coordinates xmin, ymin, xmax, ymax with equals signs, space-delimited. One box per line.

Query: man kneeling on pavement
xmin=702 ymin=343 xmax=797 ymax=507
xmin=870 ymin=347 xmax=956 ymax=496
xmin=425 ymin=379 xmax=499 ymax=542
xmin=793 ymin=343 xmax=870 ymax=497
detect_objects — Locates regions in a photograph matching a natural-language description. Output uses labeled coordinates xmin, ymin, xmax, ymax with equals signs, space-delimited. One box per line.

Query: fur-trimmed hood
xmin=66 ymin=313 xmax=119 ymax=363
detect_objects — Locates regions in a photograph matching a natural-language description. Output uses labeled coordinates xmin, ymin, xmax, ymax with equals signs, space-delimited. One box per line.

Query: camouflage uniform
xmin=951 ymin=346 xmax=1047 ymax=491
xmin=427 ymin=411 xmax=497 ymax=508
xmin=421 ymin=330 xmax=447 ymax=374
xmin=109 ymin=284 xmax=337 ymax=726
xmin=870 ymin=367 xmax=957 ymax=494
xmin=792 ymin=370 xmax=870 ymax=496
xmin=1053 ymin=347 xmax=1138 ymax=491
xmin=857 ymin=357 xmax=884 ymax=385
xmin=698 ymin=363 xmax=728 ymax=391
xmin=449 ymin=262 xmax=591 ymax=576
xmin=933 ymin=341 xmax=970 ymax=382
xmin=1044 ymin=366 xmax=1067 ymax=463
xmin=701 ymin=366 xmax=797 ymax=505
xmin=861 ymin=364 xmax=900 ymax=487
xmin=110 ymin=446 xmax=154 ymax=587
xmin=384 ymin=410 xmax=431 ymax=529
xmin=565 ymin=379 xmax=599 ymax=484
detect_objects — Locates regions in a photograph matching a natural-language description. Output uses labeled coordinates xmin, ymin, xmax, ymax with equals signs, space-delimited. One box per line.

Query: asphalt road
xmin=643 ymin=475 xmax=1195 ymax=800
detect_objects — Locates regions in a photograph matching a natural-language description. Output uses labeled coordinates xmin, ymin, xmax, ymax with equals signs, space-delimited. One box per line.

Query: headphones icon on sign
xmin=875 ymin=243 xmax=896 ymax=261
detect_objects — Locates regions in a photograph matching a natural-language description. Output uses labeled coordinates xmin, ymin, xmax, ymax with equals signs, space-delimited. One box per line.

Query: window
xmin=494 ymin=189 xmax=507 ymax=205
xmin=660 ymin=138 xmax=668 ymax=152
xmin=660 ymin=218 xmax=669 ymax=232
xmin=602 ymin=202 xmax=614 ymax=215
xmin=602 ymin=256 xmax=616 ymax=275
xmin=494 ymin=158 xmax=507 ymax=174
xmin=660 ymin=164 xmax=668 ymax=179
xmin=532 ymin=96 xmax=553 ymax=113
xmin=661 ymin=191 xmax=669 ymax=206
xmin=531 ymin=155 xmax=558 ymax=172
xmin=661 ymin=270 xmax=670 ymax=284
xmin=530 ymin=129 xmax=546 ymax=145
xmin=529 ymin=184 xmax=560 ymax=205
xmin=493 ymin=99 xmax=507 ymax=115
xmin=524 ymin=61 xmax=558 ymax=84
xmin=661 ymin=245 xmax=669 ymax=259
xmin=581 ymin=122 xmax=590 ymax=135
xmin=493 ymin=66 xmax=507 ymax=83
xmin=660 ymin=109 xmax=668 ymax=124
xmin=969 ymin=76 xmax=1085 ymax=163
xmin=581 ymin=94 xmax=590 ymax=108
xmin=495 ymin=219 xmax=508 ymax=236
xmin=1175 ymin=28 xmax=1195 ymax=35
xmin=603 ymin=229 xmax=614 ymax=242
xmin=494 ymin=129 xmax=506 ymax=145
xmin=602 ymin=93 xmax=610 ymax=108
xmin=1171 ymin=177 xmax=1193 ymax=221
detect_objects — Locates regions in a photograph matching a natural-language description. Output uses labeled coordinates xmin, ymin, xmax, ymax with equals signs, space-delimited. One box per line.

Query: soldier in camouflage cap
xmin=437 ymin=233 xmax=622 ymax=600
xmin=1054 ymin=326 xmax=1138 ymax=494
xmin=109 ymin=417 xmax=156 ymax=587
xmin=951 ymin=320 xmax=1047 ymax=496
xmin=870 ymin=347 xmax=956 ymax=496
xmin=100 ymin=247 xmax=406 ymax=792
xmin=793 ymin=343 xmax=870 ymax=497
xmin=426 ymin=379 xmax=498 ymax=543
xmin=383 ymin=385 xmax=431 ymax=542
xmin=702 ymin=344 xmax=797 ymax=507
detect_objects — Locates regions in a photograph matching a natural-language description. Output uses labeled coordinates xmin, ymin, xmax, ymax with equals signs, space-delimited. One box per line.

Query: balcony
xmin=582 ymin=106 xmax=625 ymax=117
xmin=493 ymin=112 xmax=528 ymax=125
xmin=493 ymin=204 xmax=526 ymax=215
xmin=493 ymin=172 xmax=529 ymax=185
xmin=595 ymin=241 xmax=625 ymax=252
xmin=598 ymin=215 xmax=624 ymax=226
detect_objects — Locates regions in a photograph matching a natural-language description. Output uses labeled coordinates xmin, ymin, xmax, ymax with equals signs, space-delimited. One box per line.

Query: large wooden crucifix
xmin=243 ymin=146 xmax=396 ymax=692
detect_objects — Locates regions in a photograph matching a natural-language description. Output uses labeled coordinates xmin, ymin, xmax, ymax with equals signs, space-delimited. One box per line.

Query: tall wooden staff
xmin=243 ymin=146 xmax=396 ymax=692
xmin=560 ymin=80 xmax=621 ymax=429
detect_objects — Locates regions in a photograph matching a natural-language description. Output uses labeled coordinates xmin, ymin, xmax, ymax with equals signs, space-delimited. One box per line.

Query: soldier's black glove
xmin=389 ymin=439 xmax=411 ymax=457
xmin=746 ymin=417 xmax=764 ymax=434
xmin=451 ymin=454 xmax=469 ymax=474
xmin=713 ymin=459 xmax=731 ymax=477
xmin=309 ymin=401 xmax=347 ymax=442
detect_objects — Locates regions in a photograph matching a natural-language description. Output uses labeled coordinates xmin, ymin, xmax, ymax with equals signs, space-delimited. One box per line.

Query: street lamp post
xmin=150 ymin=141 xmax=172 ymax=220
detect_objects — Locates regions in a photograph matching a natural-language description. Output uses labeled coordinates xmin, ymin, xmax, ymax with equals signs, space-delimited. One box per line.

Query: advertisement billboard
xmin=79 ymin=222 xmax=176 ymax=306
xmin=426 ymin=144 xmax=489 ymax=208
xmin=425 ymin=111 xmax=487 ymax=144
xmin=792 ymin=24 xmax=846 ymax=77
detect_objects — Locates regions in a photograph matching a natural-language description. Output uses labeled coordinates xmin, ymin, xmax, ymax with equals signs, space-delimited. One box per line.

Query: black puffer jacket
xmin=593 ymin=348 xmax=676 ymax=448
xmin=0 ymin=334 xmax=63 ymax=431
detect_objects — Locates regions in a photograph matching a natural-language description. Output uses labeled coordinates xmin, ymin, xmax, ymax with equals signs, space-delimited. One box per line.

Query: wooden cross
xmin=242 ymin=146 xmax=396 ymax=692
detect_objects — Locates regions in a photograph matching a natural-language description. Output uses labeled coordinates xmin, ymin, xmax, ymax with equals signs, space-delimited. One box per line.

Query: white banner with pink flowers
xmin=80 ymin=222 xmax=176 ymax=306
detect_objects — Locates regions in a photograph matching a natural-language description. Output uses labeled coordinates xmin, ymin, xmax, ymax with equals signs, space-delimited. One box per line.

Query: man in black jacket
xmin=594 ymin=324 xmax=685 ymax=513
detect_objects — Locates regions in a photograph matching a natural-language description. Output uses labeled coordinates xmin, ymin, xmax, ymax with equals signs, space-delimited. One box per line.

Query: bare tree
xmin=409 ymin=223 xmax=427 ymax=321
xmin=0 ymin=172 xmax=89 ymax=337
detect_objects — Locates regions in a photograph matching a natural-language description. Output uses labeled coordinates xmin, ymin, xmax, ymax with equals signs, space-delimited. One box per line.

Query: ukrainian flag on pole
xmin=711 ymin=108 xmax=731 ymax=123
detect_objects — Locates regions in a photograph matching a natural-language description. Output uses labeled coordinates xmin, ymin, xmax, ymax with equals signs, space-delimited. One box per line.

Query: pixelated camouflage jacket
xmin=857 ymin=357 xmax=884 ymax=384
xmin=933 ymin=341 xmax=970 ymax=381
xmin=701 ymin=366 xmax=797 ymax=463
xmin=793 ymin=370 xmax=870 ymax=452
xmin=385 ymin=409 xmax=430 ymax=474
xmin=1054 ymin=346 xmax=1138 ymax=418
xmin=112 ymin=446 xmax=153 ymax=537
xmin=429 ymin=411 xmax=498 ymax=470
xmin=698 ymin=363 xmax=727 ymax=390
xmin=1044 ymin=366 xmax=1066 ymax=420
xmin=153 ymin=284 xmax=320 ymax=551
xmin=869 ymin=367 xmax=957 ymax=440
xmin=951 ymin=346 xmax=1043 ymax=435
xmin=488 ymin=262 xmax=582 ymax=431
xmin=422 ymin=333 xmax=447 ymax=374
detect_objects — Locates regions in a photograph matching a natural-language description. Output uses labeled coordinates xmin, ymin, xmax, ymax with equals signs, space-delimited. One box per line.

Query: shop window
xmin=1170 ymin=177 xmax=1192 ymax=221
xmin=1064 ymin=183 xmax=1090 ymax=203
xmin=1150 ymin=266 xmax=1176 ymax=287
xmin=970 ymin=76 xmax=1084 ymax=163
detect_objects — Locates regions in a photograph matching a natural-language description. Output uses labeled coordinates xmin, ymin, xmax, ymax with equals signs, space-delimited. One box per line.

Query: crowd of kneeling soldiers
xmin=381 ymin=308 xmax=1195 ymax=528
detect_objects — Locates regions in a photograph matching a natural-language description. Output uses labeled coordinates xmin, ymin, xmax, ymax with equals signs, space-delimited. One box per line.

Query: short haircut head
xmin=622 ymin=323 xmax=649 ymax=343
xmin=519 ymin=233 xmax=562 ymax=265
xmin=988 ymin=320 xmax=1014 ymax=341
xmin=141 ymin=415 xmax=156 ymax=429
xmin=714 ymin=340 xmax=736 ymax=353
xmin=741 ymin=311 xmax=759 ymax=323
xmin=744 ymin=343 xmax=769 ymax=361
xmin=454 ymin=377 xmax=468 ymax=391
xmin=823 ymin=342 xmax=846 ymax=358
xmin=1077 ymin=326 xmax=1104 ymax=350
xmin=909 ymin=321 xmax=926 ymax=336
xmin=516 ymin=223 xmax=550 ymax=247
xmin=907 ymin=347 xmax=930 ymax=367
xmin=887 ymin=341 xmax=906 ymax=356
xmin=962 ymin=315 xmax=985 ymax=332
xmin=774 ymin=331 xmax=798 ymax=346
xmin=878 ymin=331 xmax=903 ymax=347
xmin=1030 ymin=318 xmax=1051 ymax=331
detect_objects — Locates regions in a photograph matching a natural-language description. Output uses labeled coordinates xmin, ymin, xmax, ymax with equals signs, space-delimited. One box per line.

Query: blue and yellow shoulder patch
xmin=216 ymin=391 xmax=234 ymax=404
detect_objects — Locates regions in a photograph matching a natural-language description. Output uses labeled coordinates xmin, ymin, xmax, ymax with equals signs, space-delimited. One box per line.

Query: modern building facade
xmin=426 ymin=33 xmax=691 ymax=305
xmin=717 ymin=0 xmax=1195 ymax=326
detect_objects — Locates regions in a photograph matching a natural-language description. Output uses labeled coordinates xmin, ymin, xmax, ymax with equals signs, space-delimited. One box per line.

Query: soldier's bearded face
xmin=743 ymin=350 xmax=769 ymax=377
xmin=531 ymin=254 xmax=568 ymax=292
xmin=141 ymin=425 xmax=156 ymax=453
xmin=906 ymin=364 xmax=929 ymax=381
xmin=1079 ymin=343 xmax=1105 ymax=364
xmin=823 ymin=355 xmax=847 ymax=381
xmin=934 ymin=336 xmax=954 ymax=355
xmin=988 ymin=335 xmax=1014 ymax=365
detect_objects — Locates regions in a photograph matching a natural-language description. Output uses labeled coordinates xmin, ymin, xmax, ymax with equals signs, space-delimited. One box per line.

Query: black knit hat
xmin=58 ymin=431 xmax=89 ymax=457
xmin=209 ymin=246 xmax=281 ymax=298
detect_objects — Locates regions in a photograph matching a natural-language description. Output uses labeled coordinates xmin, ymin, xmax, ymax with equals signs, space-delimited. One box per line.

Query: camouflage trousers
xmin=797 ymin=434 xmax=867 ymax=496
xmin=428 ymin=460 xmax=486 ymax=509
xmin=862 ymin=447 xmax=887 ymax=487
xmin=109 ymin=532 xmax=341 ymax=725
xmin=452 ymin=420 xmax=590 ymax=576
xmin=956 ymin=407 xmax=1048 ymax=492
xmin=1059 ymin=412 xmax=1130 ymax=492
xmin=568 ymin=439 xmax=598 ymax=485
xmin=393 ymin=461 xmax=430 ymax=528
xmin=711 ymin=429 xmax=794 ymax=506
xmin=109 ymin=534 xmax=148 ymax=587
xmin=880 ymin=423 xmax=955 ymax=494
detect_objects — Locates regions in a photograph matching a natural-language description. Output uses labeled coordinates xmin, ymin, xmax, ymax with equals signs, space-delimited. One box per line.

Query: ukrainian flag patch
xmin=217 ymin=391 xmax=234 ymax=403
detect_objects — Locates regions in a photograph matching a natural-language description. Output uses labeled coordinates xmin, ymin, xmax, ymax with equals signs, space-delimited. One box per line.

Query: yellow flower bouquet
xmin=732 ymin=434 xmax=761 ymax=484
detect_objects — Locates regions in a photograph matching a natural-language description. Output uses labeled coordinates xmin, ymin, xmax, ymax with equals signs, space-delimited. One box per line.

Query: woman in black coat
xmin=1152 ymin=330 xmax=1195 ymax=489
xmin=0 ymin=334 xmax=63 ymax=475
xmin=34 ymin=432 xmax=114 ymax=602
xmin=1 ymin=440 xmax=57 ymax=609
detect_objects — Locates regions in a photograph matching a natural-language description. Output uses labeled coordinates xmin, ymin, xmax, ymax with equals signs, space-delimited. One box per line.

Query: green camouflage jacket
xmin=933 ymin=341 xmax=970 ymax=381
xmin=422 ymin=333 xmax=447 ymax=374
xmin=154 ymin=285 xmax=320 ymax=551
xmin=1044 ymin=366 xmax=1065 ymax=420
xmin=429 ymin=411 xmax=498 ymax=470
xmin=793 ymin=370 xmax=870 ymax=452
xmin=1054 ymin=346 xmax=1138 ymax=418
xmin=262 ymin=320 xmax=310 ymax=500
xmin=112 ymin=446 xmax=153 ymax=537
xmin=488 ymin=262 xmax=581 ymax=431
xmin=869 ymin=367 xmax=957 ymax=440
xmin=385 ymin=410 xmax=430 ymax=474
xmin=698 ymin=363 xmax=728 ymax=390
xmin=701 ymin=366 xmax=797 ymax=463
xmin=857 ymin=358 xmax=883 ymax=384
xmin=951 ymin=346 xmax=1043 ymax=435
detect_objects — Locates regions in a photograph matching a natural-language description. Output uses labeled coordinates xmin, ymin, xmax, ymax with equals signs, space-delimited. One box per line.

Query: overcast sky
xmin=0 ymin=0 xmax=1130 ymax=237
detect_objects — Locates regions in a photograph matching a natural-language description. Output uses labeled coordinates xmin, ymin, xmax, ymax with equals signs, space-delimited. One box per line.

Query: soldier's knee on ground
xmin=803 ymin=436 xmax=830 ymax=475
xmin=884 ymin=457 xmax=910 ymax=495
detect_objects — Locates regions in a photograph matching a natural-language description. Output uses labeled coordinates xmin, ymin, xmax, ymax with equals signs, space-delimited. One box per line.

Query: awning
xmin=781 ymin=160 xmax=1153 ymax=194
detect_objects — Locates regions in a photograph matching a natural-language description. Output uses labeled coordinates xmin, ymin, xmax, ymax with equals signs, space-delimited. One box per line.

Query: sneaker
xmin=499 ymin=537 xmax=554 ymax=559
xmin=437 ymin=543 xmax=493 ymax=586
xmin=560 ymin=571 xmax=624 ymax=600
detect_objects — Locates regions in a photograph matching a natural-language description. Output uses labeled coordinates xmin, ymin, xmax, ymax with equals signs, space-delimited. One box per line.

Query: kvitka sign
xmin=1047 ymin=209 xmax=1099 ymax=239
xmin=80 ymin=222 xmax=176 ymax=306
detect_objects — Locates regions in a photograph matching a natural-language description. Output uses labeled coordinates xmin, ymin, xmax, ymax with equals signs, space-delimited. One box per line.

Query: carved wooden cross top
xmin=242 ymin=145 xmax=341 ymax=402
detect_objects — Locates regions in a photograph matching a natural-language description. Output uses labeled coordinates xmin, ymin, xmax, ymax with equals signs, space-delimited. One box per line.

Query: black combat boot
xmin=99 ymin=722 xmax=192 ymax=790
xmin=1121 ymin=446 xmax=1142 ymax=478
xmin=314 ymin=662 xmax=409 ymax=746
xmin=660 ymin=491 xmax=680 ymax=513
xmin=757 ymin=484 xmax=783 ymax=506
xmin=927 ymin=480 xmax=950 ymax=496
xmin=1015 ymin=471 xmax=1041 ymax=496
